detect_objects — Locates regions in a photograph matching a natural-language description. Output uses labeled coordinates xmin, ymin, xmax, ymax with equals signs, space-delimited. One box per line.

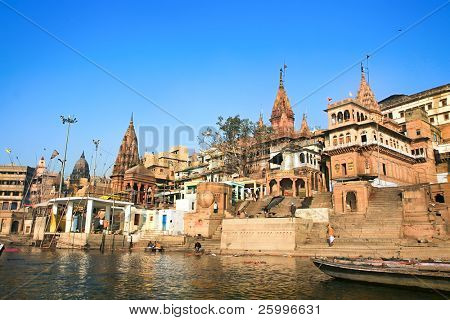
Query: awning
xmin=269 ymin=153 xmax=283 ymax=165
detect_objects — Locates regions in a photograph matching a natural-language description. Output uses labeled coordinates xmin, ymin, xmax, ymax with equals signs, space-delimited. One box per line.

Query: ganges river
xmin=0 ymin=248 xmax=445 ymax=299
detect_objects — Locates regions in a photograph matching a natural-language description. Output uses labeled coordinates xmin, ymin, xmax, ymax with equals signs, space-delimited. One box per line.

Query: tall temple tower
xmin=111 ymin=114 xmax=140 ymax=192
xmin=270 ymin=68 xmax=295 ymax=135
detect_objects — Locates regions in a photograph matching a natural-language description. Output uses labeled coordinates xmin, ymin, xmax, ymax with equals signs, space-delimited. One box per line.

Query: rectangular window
xmin=416 ymin=129 xmax=421 ymax=136
xmin=382 ymin=163 xmax=387 ymax=176
xmin=388 ymin=112 xmax=393 ymax=119
xmin=430 ymin=117 xmax=435 ymax=123
xmin=361 ymin=135 xmax=367 ymax=143
xmin=399 ymin=111 xmax=404 ymax=118
xmin=440 ymin=98 xmax=448 ymax=107
xmin=445 ymin=113 xmax=449 ymax=120
xmin=427 ymin=103 xmax=432 ymax=110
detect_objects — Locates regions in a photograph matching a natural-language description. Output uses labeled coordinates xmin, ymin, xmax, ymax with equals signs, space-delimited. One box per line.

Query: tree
xmin=198 ymin=115 xmax=272 ymax=177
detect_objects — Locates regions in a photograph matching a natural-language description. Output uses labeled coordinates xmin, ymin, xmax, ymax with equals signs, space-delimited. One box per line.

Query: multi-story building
xmin=0 ymin=165 xmax=35 ymax=211
xmin=323 ymin=69 xmax=439 ymax=187
xmin=379 ymin=84 xmax=449 ymax=140
xmin=0 ymin=165 xmax=35 ymax=234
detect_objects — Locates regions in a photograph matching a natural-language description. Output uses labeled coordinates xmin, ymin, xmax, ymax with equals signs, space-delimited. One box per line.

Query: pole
xmin=92 ymin=139 xmax=100 ymax=195
xmin=377 ymin=121 xmax=380 ymax=186
xmin=58 ymin=116 xmax=78 ymax=197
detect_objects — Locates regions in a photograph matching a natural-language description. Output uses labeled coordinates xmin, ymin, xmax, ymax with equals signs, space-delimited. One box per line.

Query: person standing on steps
xmin=290 ymin=202 xmax=296 ymax=218
xmin=213 ymin=201 xmax=218 ymax=214
xmin=327 ymin=224 xmax=335 ymax=247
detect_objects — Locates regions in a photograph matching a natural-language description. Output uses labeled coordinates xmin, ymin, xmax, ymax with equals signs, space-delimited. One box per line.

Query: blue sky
xmin=0 ymin=0 xmax=449 ymax=176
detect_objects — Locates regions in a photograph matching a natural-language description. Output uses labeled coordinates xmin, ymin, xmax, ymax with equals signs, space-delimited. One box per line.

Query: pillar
xmin=305 ymin=178 xmax=309 ymax=197
xmin=49 ymin=202 xmax=58 ymax=233
xmin=84 ymin=199 xmax=94 ymax=234
xmin=240 ymin=186 xmax=245 ymax=200
xmin=124 ymin=204 xmax=132 ymax=235
xmin=64 ymin=201 xmax=74 ymax=233
xmin=293 ymin=178 xmax=297 ymax=197
xmin=105 ymin=204 xmax=111 ymax=231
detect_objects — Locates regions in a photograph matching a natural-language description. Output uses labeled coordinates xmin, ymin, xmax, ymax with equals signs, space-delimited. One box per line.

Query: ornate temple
xmin=110 ymin=114 xmax=140 ymax=193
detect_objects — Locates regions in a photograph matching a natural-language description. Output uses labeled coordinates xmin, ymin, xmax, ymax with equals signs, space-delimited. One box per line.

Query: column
xmin=305 ymin=178 xmax=309 ymax=197
xmin=64 ymin=201 xmax=74 ymax=233
xmin=50 ymin=203 xmax=58 ymax=233
xmin=240 ymin=186 xmax=244 ymax=200
xmin=293 ymin=178 xmax=297 ymax=197
xmin=123 ymin=204 xmax=132 ymax=235
xmin=84 ymin=199 xmax=94 ymax=234
xmin=105 ymin=205 xmax=111 ymax=231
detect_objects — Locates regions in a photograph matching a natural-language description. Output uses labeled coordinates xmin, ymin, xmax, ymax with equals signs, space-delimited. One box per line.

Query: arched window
xmin=337 ymin=112 xmax=344 ymax=123
xmin=345 ymin=133 xmax=351 ymax=143
xmin=300 ymin=153 xmax=305 ymax=163
xmin=331 ymin=113 xmax=336 ymax=124
xmin=339 ymin=134 xmax=344 ymax=144
xmin=332 ymin=136 xmax=338 ymax=146
xmin=344 ymin=110 xmax=351 ymax=121
xmin=357 ymin=112 xmax=360 ymax=122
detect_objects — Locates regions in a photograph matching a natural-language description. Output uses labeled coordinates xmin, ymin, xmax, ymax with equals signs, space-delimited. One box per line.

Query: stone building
xmin=323 ymin=68 xmax=439 ymax=187
xmin=29 ymin=157 xmax=59 ymax=205
xmin=379 ymin=84 xmax=450 ymax=182
xmin=0 ymin=165 xmax=35 ymax=234
xmin=379 ymin=83 xmax=450 ymax=139
xmin=111 ymin=115 xmax=140 ymax=193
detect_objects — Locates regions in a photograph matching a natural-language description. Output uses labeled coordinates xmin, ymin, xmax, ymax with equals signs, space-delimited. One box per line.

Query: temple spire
xmin=258 ymin=112 xmax=264 ymax=128
xmin=130 ymin=112 xmax=134 ymax=123
xmin=357 ymin=65 xmax=380 ymax=112
xmin=270 ymin=68 xmax=294 ymax=135
xmin=299 ymin=113 xmax=312 ymax=137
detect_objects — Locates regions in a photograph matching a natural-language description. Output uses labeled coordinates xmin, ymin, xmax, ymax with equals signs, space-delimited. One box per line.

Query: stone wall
xmin=220 ymin=218 xmax=308 ymax=251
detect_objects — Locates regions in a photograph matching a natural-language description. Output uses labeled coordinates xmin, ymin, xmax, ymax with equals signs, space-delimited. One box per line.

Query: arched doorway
xmin=345 ymin=192 xmax=357 ymax=212
xmin=295 ymin=179 xmax=306 ymax=197
xmin=11 ymin=220 xmax=20 ymax=234
xmin=269 ymin=179 xmax=278 ymax=195
xmin=280 ymin=178 xmax=293 ymax=196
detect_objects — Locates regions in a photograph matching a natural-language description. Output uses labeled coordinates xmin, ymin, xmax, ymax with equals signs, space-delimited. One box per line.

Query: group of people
xmin=147 ymin=241 xmax=163 ymax=251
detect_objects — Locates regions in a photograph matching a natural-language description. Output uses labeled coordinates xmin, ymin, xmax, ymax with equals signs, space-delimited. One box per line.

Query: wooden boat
xmin=144 ymin=247 xmax=164 ymax=253
xmin=312 ymin=257 xmax=450 ymax=292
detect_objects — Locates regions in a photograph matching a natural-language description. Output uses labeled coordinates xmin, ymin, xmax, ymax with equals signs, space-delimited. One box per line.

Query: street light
xmin=58 ymin=115 xmax=78 ymax=197
xmin=92 ymin=139 xmax=100 ymax=194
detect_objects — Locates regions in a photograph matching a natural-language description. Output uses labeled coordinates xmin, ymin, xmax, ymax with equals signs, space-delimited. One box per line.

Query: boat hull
xmin=313 ymin=259 xmax=450 ymax=292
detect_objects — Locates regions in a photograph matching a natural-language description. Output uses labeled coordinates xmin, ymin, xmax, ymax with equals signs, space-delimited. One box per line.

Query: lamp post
xmin=92 ymin=139 xmax=100 ymax=195
xmin=58 ymin=115 xmax=78 ymax=197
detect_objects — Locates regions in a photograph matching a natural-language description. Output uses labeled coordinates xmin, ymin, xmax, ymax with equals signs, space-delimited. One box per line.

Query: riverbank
xmin=3 ymin=233 xmax=450 ymax=261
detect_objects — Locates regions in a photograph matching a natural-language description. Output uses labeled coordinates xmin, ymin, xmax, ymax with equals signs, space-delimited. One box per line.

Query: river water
xmin=0 ymin=248 xmax=445 ymax=299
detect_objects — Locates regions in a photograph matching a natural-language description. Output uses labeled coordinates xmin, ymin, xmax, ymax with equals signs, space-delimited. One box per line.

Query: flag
xmin=5 ymin=148 xmax=11 ymax=154
xmin=50 ymin=150 xmax=59 ymax=159
xmin=327 ymin=97 xmax=333 ymax=102
xmin=349 ymin=91 xmax=353 ymax=97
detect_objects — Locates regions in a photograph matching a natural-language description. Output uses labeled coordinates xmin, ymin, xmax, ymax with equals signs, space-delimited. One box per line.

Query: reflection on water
xmin=0 ymin=248 xmax=444 ymax=300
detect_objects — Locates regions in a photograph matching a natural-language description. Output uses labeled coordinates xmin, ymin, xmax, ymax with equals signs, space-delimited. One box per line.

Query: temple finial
xmin=130 ymin=112 xmax=134 ymax=123
xmin=279 ymin=68 xmax=284 ymax=88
